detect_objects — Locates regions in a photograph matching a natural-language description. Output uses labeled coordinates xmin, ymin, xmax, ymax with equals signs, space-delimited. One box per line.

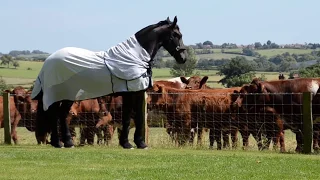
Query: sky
xmin=0 ymin=0 xmax=319 ymax=53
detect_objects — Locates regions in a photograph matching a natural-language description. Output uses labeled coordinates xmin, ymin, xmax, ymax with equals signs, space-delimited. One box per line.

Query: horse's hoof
xmin=51 ymin=142 xmax=63 ymax=148
xmin=63 ymin=140 xmax=75 ymax=148
xmin=120 ymin=142 xmax=134 ymax=149
xmin=134 ymin=141 xmax=148 ymax=149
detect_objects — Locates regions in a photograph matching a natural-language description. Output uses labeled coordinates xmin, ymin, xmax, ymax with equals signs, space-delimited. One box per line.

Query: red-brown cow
xmin=148 ymin=84 xmax=240 ymax=149
xmin=0 ymin=93 xmax=21 ymax=144
xmin=233 ymin=84 xmax=285 ymax=152
xmin=234 ymin=78 xmax=320 ymax=152
xmin=181 ymin=75 xmax=239 ymax=149
xmin=67 ymin=97 xmax=113 ymax=146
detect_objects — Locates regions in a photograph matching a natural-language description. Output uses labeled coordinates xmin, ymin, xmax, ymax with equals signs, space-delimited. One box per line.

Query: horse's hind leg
xmin=59 ymin=100 xmax=74 ymax=148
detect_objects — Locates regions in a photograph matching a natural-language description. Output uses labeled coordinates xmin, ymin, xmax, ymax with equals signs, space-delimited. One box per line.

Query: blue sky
xmin=0 ymin=0 xmax=319 ymax=53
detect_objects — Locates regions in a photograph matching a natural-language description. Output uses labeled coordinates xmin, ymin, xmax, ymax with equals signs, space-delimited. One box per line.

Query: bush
xmin=0 ymin=76 xmax=13 ymax=94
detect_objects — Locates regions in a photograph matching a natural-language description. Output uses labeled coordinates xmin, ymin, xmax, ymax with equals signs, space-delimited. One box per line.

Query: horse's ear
xmin=171 ymin=16 xmax=177 ymax=28
xmin=166 ymin=17 xmax=170 ymax=22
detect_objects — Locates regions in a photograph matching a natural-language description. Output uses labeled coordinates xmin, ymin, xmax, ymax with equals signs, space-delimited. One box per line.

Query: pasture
xmin=1 ymin=128 xmax=320 ymax=179
xmin=0 ymin=49 xmax=318 ymax=179
xmin=0 ymin=60 xmax=284 ymax=88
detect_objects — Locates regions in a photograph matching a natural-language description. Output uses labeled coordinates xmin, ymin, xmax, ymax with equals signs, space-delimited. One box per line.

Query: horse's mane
xmin=137 ymin=19 xmax=172 ymax=35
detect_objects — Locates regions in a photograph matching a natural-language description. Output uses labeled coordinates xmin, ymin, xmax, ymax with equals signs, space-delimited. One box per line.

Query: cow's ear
xmin=233 ymin=90 xmax=239 ymax=94
xmin=158 ymin=84 xmax=165 ymax=93
xmin=257 ymin=83 xmax=265 ymax=93
xmin=199 ymin=76 xmax=209 ymax=89
xmin=180 ymin=76 xmax=189 ymax=84
xmin=251 ymin=78 xmax=260 ymax=86
xmin=153 ymin=84 xmax=160 ymax=92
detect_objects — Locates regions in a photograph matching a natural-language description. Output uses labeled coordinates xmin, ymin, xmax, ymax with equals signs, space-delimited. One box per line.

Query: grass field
xmin=0 ymin=48 xmax=318 ymax=179
xmin=0 ymin=128 xmax=320 ymax=179
xmin=1 ymin=61 xmax=284 ymax=89
xmin=1 ymin=146 xmax=320 ymax=180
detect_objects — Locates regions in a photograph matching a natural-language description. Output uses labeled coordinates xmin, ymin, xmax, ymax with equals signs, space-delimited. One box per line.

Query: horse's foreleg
xmin=132 ymin=91 xmax=148 ymax=149
xmin=119 ymin=94 xmax=134 ymax=149
xmin=58 ymin=100 xmax=74 ymax=148
xmin=48 ymin=102 xmax=62 ymax=148
xmin=35 ymin=96 xmax=50 ymax=144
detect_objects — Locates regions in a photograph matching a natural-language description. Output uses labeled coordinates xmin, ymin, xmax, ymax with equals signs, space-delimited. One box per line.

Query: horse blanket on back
xmin=31 ymin=35 xmax=152 ymax=111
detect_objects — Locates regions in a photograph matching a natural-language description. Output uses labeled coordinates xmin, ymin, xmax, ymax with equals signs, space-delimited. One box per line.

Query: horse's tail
xmin=35 ymin=90 xmax=50 ymax=144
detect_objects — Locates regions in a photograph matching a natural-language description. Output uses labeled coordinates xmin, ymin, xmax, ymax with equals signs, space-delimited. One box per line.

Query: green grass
xmin=18 ymin=53 xmax=49 ymax=59
xmin=0 ymin=63 xmax=284 ymax=89
xmin=163 ymin=52 xmax=255 ymax=61
xmin=163 ymin=48 xmax=316 ymax=61
xmin=1 ymin=48 xmax=304 ymax=87
xmin=153 ymin=68 xmax=284 ymax=88
xmin=0 ymin=127 xmax=319 ymax=179
xmin=1 ymin=146 xmax=320 ymax=180
xmin=256 ymin=48 xmax=316 ymax=57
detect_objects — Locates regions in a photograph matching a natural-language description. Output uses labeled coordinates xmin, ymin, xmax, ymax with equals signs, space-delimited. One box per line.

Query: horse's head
xmin=161 ymin=16 xmax=187 ymax=64
xmin=135 ymin=16 xmax=187 ymax=64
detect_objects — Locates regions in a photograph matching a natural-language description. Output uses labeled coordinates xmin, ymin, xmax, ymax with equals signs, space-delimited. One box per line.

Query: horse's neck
xmin=135 ymin=23 xmax=167 ymax=61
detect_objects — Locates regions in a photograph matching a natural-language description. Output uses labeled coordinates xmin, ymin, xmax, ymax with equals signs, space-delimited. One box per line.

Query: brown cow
xmin=181 ymin=75 xmax=239 ymax=149
xmin=67 ymin=97 xmax=113 ymax=146
xmin=0 ymin=93 xmax=21 ymax=144
xmin=8 ymin=87 xmax=40 ymax=144
xmin=110 ymin=78 xmax=201 ymax=143
xmin=147 ymin=84 xmax=240 ymax=149
xmin=234 ymin=78 xmax=320 ymax=152
xmin=233 ymin=84 xmax=285 ymax=152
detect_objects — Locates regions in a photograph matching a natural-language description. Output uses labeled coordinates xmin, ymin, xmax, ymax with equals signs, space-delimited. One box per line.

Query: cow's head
xmin=233 ymin=84 xmax=259 ymax=111
xmin=147 ymin=84 xmax=167 ymax=111
xmin=12 ymin=87 xmax=38 ymax=129
xmin=95 ymin=111 xmax=113 ymax=128
xmin=182 ymin=76 xmax=209 ymax=89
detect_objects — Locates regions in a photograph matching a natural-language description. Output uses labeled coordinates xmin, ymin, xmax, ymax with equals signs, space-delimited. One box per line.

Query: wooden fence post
xmin=3 ymin=92 xmax=12 ymax=144
xmin=141 ymin=91 xmax=149 ymax=144
xmin=303 ymin=92 xmax=313 ymax=154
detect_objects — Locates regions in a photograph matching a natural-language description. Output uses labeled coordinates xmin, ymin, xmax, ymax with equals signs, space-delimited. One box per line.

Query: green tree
xmin=254 ymin=42 xmax=262 ymax=49
xmin=0 ymin=55 xmax=13 ymax=68
xmin=254 ymin=56 xmax=277 ymax=71
xmin=299 ymin=64 xmax=320 ymax=78
xmin=217 ymin=56 xmax=257 ymax=87
xmin=267 ymin=40 xmax=271 ymax=46
xmin=12 ymin=60 xmax=20 ymax=69
xmin=203 ymin=40 xmax=214 ymax=47
xmin=0 ymin=76 xmax=12 ymax=93
xmin=165 ymin=60 xmax=174 ymax=68
xmin=170 ymin=47 xmax=198 ymax=77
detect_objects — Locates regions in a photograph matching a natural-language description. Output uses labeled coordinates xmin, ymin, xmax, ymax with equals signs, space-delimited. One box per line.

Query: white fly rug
xmin=31 ymin=35 xmax=152 ymax=111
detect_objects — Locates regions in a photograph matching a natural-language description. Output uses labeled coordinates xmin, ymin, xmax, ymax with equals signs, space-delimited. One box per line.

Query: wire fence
xmin=0 ymin=91 xmax=316 ymax=153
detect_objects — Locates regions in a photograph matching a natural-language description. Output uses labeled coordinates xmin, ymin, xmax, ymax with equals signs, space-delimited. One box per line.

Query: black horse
xmin=33 ymin=16 xmax=188 ymax=149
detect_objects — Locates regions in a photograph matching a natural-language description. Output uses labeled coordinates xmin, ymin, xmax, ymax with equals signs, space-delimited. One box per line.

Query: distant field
xmin=256 ymin=48 xmax=315 ymax=57
xmin=163 ymin=53 xmax=255 ymax=61
xmin=163 ymin=48 xmax=317 ymax=61
xmin=154 ymin=68 xmax=283 ymax=88
xmin=1 ymin=62 xmax=283 ymax=88
xmin=17 ymin=53 xmax=49 ymax=59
